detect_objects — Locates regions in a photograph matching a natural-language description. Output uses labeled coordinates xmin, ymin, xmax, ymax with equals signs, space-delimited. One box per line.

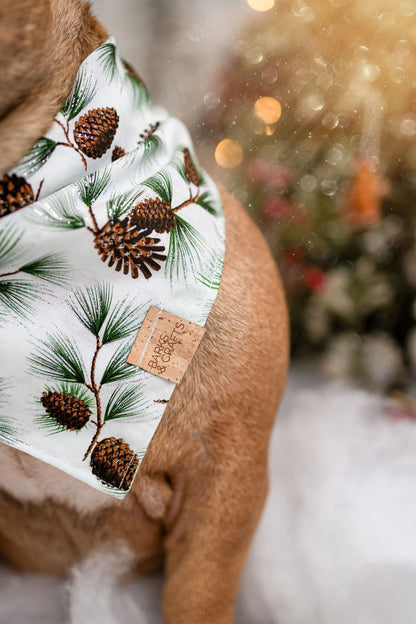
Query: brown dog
xmin=0 ymin=1 xmax=289 ymax=622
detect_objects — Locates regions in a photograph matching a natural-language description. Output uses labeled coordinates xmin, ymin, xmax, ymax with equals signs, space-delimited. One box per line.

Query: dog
xmin=0 ymin=1 xmax=289 ymax=622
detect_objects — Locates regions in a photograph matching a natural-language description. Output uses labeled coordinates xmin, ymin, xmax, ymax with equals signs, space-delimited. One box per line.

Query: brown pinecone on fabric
xmin=74 ymin=107 xmax=119 ymax=159
xmin=94 ymin=217 xmax=167 ymax=279
xmin=130 ymin=197 xmax=175 ymax=234
xmin=111 ymin=145 xmax=126 ymax=162
xmin=90 ymin=437 xmax=139 ymax=490
xmin=40 ymin=390 xmax=91 ymax=431
xmin=0 ymin=174 xmax=34 ymax=218
xmin=183 ymin=148 xmax=200 ymax=186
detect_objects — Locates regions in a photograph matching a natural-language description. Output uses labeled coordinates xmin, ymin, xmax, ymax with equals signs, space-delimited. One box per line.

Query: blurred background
xmin=92 ymin=0 xmax=416 ymax=396
xmin=2 ymin=3 xmax=416 ymax=623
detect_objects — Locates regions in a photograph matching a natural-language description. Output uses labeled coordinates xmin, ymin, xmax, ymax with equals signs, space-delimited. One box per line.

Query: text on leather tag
xmin=127 ymin=306 xmax=206 ymax=383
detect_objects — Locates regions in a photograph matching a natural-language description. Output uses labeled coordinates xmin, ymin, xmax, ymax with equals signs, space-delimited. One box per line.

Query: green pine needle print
xmin=197 ymin=256 xmax=224 ymax=290
xmin=61 ymin=68 xmax=97 ymax=121
xmin=97 ymin=41 xmax=118 ymax=81
xmin=100 ymin=342 xmax=137 ymax=385
xmin=106 ymin=190 xmax=143 ymax=221
xmin=104 ymin=385 xmax=147 ymax=422
xmin=19 ymin=254 xmax=68 ymax=286
xmin=69 ymin=284 xmax=113 ymax=336
xmin=196 ymin=191 xmax=219 ymax=216
xmin=77 ymin=168 xmax=112 ymax=207
xmin=32 ymin=191 xmax=85 ymax=229
xmin=102 ymin=297 xmax=145 ymax=344
xmin=29 ymin=333 xmax=86 ymax=384
xmin=142 ymin=170 xmax=173 ymax=205
xmin=141 ymin=134 xmax=162 ymax=166
xmin=0 ymin=280 xmax=38 ymax=318
xmin=0 ymin=380 xmax=15 ymax=443
xmin=125 ymin=71 xmax=151 ymax=109
xmin=0 ymin=224 xmax=22 ymax=269
xmin=165 ymin=215 xmax=206 ymax=281
xmin=14 ymin=137 xmax=57 ymax=178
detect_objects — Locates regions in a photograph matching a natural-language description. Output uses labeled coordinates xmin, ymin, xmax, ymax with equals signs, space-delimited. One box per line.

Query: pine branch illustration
xmin=31 ymin=190 xmax=85 ymax=229
xmin=0 ymin=380 xmax=15 ymax=443
xmin=18 ymin=254 xmax=68 ymax=286
xmin=104 ymin=385 xmax=147 ymax=422
xmin=197 ymin=255 xmax=224 ymax=290
xmin=29 ymin=333 xmax=86 ymax=384
xmin=0 ymin=280 xmax=38 ymax=318
xmin=14 ymin=137 xmax=57 ymax=178
xmin=165 ymin=215 xmax=206 ymax=281
xmin=69 ymin=283 xmax=113 ymax=336
xmin=196 ymin=191 xmax=220 ymax=216
xmin=141 ymin=170 xmax=173 ymax=205
xmin=60 ymin=68 xmax=97 ymax=121
xmin=124 ymin=63 xmax=151 ymax=108
xmin=97 ymin=41 xmax=118 ymax=81
xmin=102 ymin=297 xmax=146 ymax=344
xmin=100 ymin=342 xmax=137 ymax=385
xmin=106 ymin=190 xmax=143 ymax=221
xmin=76 ymin=168 xmax=112 ymax=208
xmin=82 ymin=334 xmax=104 ymax=460
xmin=0 ymin=224 xmax=22 ymax=269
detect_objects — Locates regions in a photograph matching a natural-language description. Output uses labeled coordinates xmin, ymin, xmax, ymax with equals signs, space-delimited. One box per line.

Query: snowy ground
xmin=2 ymin=364 xmax=416 ymax=624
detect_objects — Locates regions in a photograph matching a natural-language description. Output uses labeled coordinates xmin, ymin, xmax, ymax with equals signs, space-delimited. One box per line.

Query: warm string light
xmin=215 ymin=139 xmax=243 ymax=168
xmin=253 ymin=96 xmax=282 ymax=124
xmin=247 ymin=0 xmax=275 ymax=11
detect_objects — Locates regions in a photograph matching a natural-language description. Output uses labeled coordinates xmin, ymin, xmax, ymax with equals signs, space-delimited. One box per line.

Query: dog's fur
xmin=0 ymin=1 xmax=289 ymax=622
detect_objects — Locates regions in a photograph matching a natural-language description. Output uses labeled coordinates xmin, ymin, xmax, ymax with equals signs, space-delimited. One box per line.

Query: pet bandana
xmin=0 ymin=39 xmax=225 ymax=498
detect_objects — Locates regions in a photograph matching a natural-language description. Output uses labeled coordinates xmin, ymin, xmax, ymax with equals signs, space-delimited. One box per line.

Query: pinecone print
xmin=111 ymin=145 xmax=126 ymax=161
xmin=0 ymin=174 xmax=34 ymax=218
xmin=94 ymin=217 xmax=167 ymax=279
xmin=90 ymin=437 xmax=139 ymax=490
xmin=130 ymin=197 xmax=175 ymax=234
xmin=73 ymin=107 xmax=119 ymax=159
xmin=183 ymin=148 xmax=200 ymax=186
xmin=41 ymin=390 xmax=91 ymax=431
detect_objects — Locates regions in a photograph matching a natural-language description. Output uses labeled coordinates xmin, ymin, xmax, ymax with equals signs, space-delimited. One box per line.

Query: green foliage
xmin=141 ymin=170 xmax=173 ymax=205
xmin=104 ymin=385 xmax=146 ymax=421
xmin=0 ymin=224 xmax=22 ymax=269
xmin=69 ymin=284 xmax=113 ymax=336
xmin=76 ymin=168 xmax=111 ymax=207
xmin=61 ymin=68 xmax=97 ymax=121
xmin=29 ymin=333 xmax=86 ymax=384
xmin=126 ymin=72 xmax=151 ymax=109
xmin=14 ymin=137 xmax=57 ymax=178
xmin=197 ymin=256 xmax=223 ymax=290
xmin=165 ymin=216 xmax=206 ymax=281
xmin=97 ymin=41 xmax=118 ymax=81
xmin=31 ymin=191 xmax=85 ymax=229
xmin=102 ymin=297 xmax=145 ymax=344
xmin=141 ymin=134 xmax=163 ymax=166
xmin=196 ymin=191 xmax=219 ymax=216
xmin=19 ymin=254 xmax=68 ymax=286
xmin=106 ymin=190 xmax=143 ymax=221
xmin=0 ymin=281 xmax=38 ymax=318
xmin=100 ymin=343 xmax=137 ymax=385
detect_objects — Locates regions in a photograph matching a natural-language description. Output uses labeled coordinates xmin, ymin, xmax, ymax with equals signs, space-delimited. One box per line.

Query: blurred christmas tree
xmin=201 ymin=0 xmax=416 ymax=390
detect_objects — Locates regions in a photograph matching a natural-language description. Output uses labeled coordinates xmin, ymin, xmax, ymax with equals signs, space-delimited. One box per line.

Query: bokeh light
xmin=253 ymin=97 xmax=282 ymax=124
xmin=247 ymin=0 xmax=275 ymax=11
xmin=215 ymin=139 xmax=244 ymax=168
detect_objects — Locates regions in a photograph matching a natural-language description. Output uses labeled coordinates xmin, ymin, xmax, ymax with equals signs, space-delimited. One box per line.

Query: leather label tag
xmin=127 ymin=306 xmax=206 ymax=383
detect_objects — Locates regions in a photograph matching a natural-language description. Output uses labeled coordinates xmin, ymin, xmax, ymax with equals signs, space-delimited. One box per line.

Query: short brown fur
xmin=0 ymin=2 xmax=289 ymax=622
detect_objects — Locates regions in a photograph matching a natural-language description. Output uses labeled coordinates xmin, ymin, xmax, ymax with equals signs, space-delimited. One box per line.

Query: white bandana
xmin=0 ymin=39 xmax=224 ymax=498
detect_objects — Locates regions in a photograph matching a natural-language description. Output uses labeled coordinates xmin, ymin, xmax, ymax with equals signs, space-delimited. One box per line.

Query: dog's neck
xmin=0 ymin=0 xmax=107 ymax=175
